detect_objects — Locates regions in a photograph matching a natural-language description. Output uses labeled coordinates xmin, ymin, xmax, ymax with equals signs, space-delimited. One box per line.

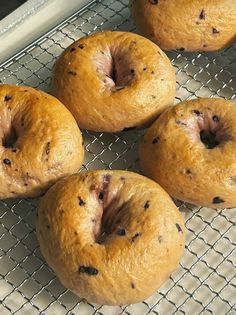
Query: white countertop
xmin=0 ymin=0 xmax=89 ymax=64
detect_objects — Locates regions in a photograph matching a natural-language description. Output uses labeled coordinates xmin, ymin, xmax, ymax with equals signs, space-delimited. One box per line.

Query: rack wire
xmin=0 ymin=0 xmax=235 ymax=314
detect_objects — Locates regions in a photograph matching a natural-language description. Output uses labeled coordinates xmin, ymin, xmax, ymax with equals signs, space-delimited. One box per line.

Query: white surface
xmin=0 ymin=0 xmax=89 ymax=64
xmin=0 ymin=0 xmax=48 ymax=36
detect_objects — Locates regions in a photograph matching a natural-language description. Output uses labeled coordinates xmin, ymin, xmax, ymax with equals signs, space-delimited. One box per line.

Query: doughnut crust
xmin=139 ymin=98 xmax=236 ymax=208
xmin=36 ymin=170 xmax=185 ymax=305
xmin=51 ymin=31 xmax=176 ymax=132
xmin=130 ymin=0 xmax=236 ymax=52
xmin=0 ymin=84 xmax=84 ymax=199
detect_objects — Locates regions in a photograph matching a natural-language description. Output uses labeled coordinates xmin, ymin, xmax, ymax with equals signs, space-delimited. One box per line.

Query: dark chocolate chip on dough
xmin=78 ymin=196 xmax=86 ymax=206
xmin=3 ymin=158 xmax=11 ymax=166
xmin=199 ymin=9 xmax=206 ymax=19
xmin=79 ymin=266 xmax=98 ymax=276
xmin=149 ymin=0 xmax=158 ymax=5
xmin=213 ymin=196 xmax=225 ymax=204
xmin=176 ymin=223 xmax=183 ymax=233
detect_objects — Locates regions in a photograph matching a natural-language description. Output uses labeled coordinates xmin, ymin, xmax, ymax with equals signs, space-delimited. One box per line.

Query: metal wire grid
xmin=0 ymin=0 xmax=235 ymax=314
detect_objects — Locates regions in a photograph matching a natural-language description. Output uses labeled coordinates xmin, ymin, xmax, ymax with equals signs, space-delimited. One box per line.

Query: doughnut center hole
xmin=95 ymin=49 xmax=134 ymax=91
xmin=200 ymin=130 xmax=219 ymax=149
xmin=95 ymin=198 xmax=127 ymax=244
xmin=2 ymin=127 xmax=17 ymax=149
xmin=196 ymin=114 xmax=230 ymax=149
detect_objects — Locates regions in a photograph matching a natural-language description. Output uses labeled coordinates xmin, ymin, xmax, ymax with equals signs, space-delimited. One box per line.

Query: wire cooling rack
xmin=0 ymin=0 xmax=236 ymax=314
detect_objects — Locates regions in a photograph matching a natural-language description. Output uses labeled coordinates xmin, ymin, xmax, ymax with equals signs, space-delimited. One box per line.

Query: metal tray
xmin=0 ymin=1 xmax=235 ymax=314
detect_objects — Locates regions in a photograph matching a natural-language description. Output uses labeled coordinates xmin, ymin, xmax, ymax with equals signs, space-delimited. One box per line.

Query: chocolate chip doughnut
xmin=0 ymin=84 xmax=84 ymax=199
xmin=130 ymin=0 xmax=236 ymax=52
xmin=36 ymin=170 xmax=185 ymax=305
xmin=139 ymin=98 xmax=236 ymax=208
xmin=51 ymin=31 xmax=176 ymax=132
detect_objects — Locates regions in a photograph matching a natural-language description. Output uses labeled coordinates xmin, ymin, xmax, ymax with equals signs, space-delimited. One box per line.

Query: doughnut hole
xmin=95 ymin=48 xmax=135 ymax=92
xmin=195 ymin=114 xmax=230 ymax=149
xmin=95 ymin=197 xmax=129 ymax=244
xmin=89 ymin=174 xmax=128 ymax=244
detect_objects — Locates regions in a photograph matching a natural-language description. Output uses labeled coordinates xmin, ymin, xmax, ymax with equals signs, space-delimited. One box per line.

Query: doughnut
xmin=130 ymin=0 xmax=236 ymax=52
xmin=0 ymin=84 xmax=84 ymax=199
xmin=139 ymin=98 xmax=236 ymax=208
xmin=36 ymin=170 xmax=185 ymax=305
xmin=51 ymin=31 xmax=176 ymax=132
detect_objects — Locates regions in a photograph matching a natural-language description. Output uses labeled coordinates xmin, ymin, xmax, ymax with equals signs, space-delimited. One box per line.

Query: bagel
xmin=130 ymin=0 xmax=236 ymax=52
xmin=51 ymin=31 xmax=176 ymax=132
xmin=36 ymin=170 xmax=185 ymax=305
xmin=139 ymin=98 xmax=236 ymax=208
xmin=0 ymin=84 xmax=84 ymax=199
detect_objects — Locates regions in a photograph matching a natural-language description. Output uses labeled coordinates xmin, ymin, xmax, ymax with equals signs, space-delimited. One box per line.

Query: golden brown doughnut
xmin=36 ymin=170 xmax=185 ymax=305
xmin=51 ymin=31 xmax=176 ymax=132
xmin=139 ymin=98 xmax=236 ymax=208
xmin=130 ymin=0 xmax=236 ymax=52
xmin=0 ymin=84 xmax=84 ymax=199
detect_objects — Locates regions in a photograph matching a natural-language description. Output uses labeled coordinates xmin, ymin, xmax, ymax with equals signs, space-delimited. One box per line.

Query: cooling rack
xmin=0 ymin=0 xmax=235 ymax=314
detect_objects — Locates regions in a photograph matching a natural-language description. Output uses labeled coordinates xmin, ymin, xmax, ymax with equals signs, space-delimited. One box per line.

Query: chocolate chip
xmin=78 ymin=196 xmax=86 ymax=206
xmin=131 ymin=283 xmax=135 ymax=289
xmin=212 ymin=115 xmax=220 ymax=122
xmin=130 ymin=69 xmax=135 ymax=74
xmin=213 ymin=196 xmax=225 ymax=204
xmin=24 ymin=183 xmax=28 ymax=186
xmin=78 ymin=44 xmax=85 ymax=49
xmin=21 ymin=117 xmax=25 ymax=127
xmin=212 ymin=28 xmax=220 ymax=34
xmin=45 ymin=142 xmax=50 ymax=155
xmin=3 ymin=158 xmax=11 ymax=166
xmin=185 ymin=169 xmax=192 ymax=175
xmin=70 ymin=47 xmax=76 ymax=52
xmin=151 ymin=71 xmax=155 ymax=74
xmin=68 ymin=71 xmax=77 ymax=76
xmin=199 ymin=9 xmax=206 ymax=19
xmin=149 ymin=0 xmax=158 ymax=4
xmin=144 ymin=200 xmax=150 ymax=209
xmin=11 ymin=149 xmax=17 ymax=153
xmin=203 ymin=44 xmax=208 ymax=48
xmin=143 ymin=67 xmax=147 ymax=71
xmin=4 ymin=95 xmax=12 ymax=102
xmin=131 ymin=232 xmax=142 ymax=242
xmin=193 ymin=110 xmax=203 ymax=116
xmin=158 ymin=235 xmax=163 ymax=243
xmin=47 ymin=225 xmax=50 ymax=229
xmin=178 ymin=48 xmax=185 ymax=51
xmin=79 ymin=266 xmax=98 ymax=275
xmin=176 ymin=223 xmax=183 ymax=233
xmin=98 ymin=192 xmax=104 ymax=200
xmin=152 ymin=137 xmax=159 ymax=144
xmin=151 ymin=95 xmax=156 ymax=99
xmin=74 ymin=231 xmax=78 ymax=235
xmin=24 ymin=90 xmax=28 ymax=92
xmin=117 ymin=228 xmax=126 ymax=236
xmin=123 ymin=126 xmax=136 ymax=131
xmin=176 ymin=120 xmax=187 ymax=126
